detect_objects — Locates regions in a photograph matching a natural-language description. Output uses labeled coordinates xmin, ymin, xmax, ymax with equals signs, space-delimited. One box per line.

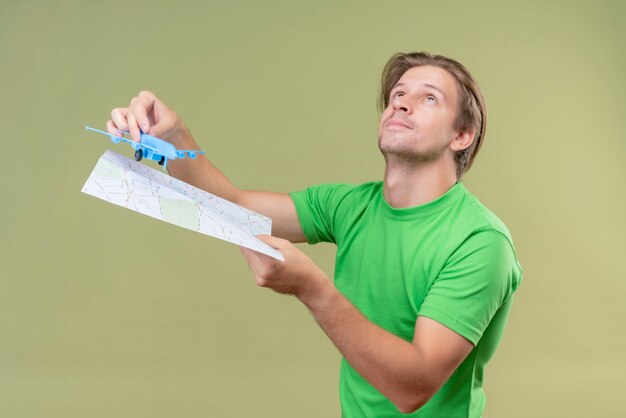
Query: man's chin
xmin=378 ymin=138 xmax=412 ymax=157
xmin=379 ymin=142 xmax=446 ymax=167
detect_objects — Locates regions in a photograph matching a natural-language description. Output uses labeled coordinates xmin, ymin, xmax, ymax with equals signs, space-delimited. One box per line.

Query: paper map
xmin=81 ymin=149 xmax=284 ymax=260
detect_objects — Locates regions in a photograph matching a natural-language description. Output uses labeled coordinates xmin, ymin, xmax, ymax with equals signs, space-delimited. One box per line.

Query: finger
xmin=240 ymin=246 xmax=273 ymax=277
xmin=146 ymin=98 xmax=173 ymax=139
xmin=242 ymin=245 xmax=279 ymax=266
xmin=240 ymin=249 xmax=269 ymax=287
xmin=110 ymin=107 xmax=129 ymax=134
xmin=127 ymin=112 xmax=141 ymax=143
xmin=106 ymin=120 xmax=122 ymax=137
xmin=255 ymin=275 xmax=268 ymax=288
xmin=130 ymin=92 xmax=155 ymax=134
xmin=240 ymin=246 xmax=262 ymax=267
xmin=255 ymin=234 xmax=289 ymax=249
xmin=239 ymin=246 xmax=253 ymax=264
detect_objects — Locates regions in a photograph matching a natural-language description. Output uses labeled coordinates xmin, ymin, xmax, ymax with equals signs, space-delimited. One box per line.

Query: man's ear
xmin=450 ymin=128 xmax=477 ymax=152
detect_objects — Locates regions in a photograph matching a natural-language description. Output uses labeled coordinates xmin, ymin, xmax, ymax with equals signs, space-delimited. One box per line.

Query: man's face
xmin=378 ymin=65 xmax=460 ymax=165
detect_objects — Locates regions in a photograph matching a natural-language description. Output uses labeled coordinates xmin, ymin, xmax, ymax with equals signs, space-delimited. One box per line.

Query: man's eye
xmin=426 ymin=95 xmax=437 ymax=103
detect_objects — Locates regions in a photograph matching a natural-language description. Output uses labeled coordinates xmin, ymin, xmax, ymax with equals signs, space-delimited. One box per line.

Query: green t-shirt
xmin=289 ymin=181 xmax=522 ymax=418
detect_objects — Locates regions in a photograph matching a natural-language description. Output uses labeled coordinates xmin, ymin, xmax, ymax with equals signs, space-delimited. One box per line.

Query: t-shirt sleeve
xmin=289 ymin=183 xmax=355 ymax=244
xmin=417 ymin=230 xmax=522 ymax=345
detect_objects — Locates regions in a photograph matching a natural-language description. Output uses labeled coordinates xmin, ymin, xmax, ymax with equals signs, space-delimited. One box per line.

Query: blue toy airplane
xmin=85 ymin=125 xmax=205 ymax=171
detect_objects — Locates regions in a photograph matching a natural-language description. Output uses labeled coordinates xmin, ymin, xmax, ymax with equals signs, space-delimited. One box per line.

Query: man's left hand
xmin=239 ymin=235 xmax=332 ymax=307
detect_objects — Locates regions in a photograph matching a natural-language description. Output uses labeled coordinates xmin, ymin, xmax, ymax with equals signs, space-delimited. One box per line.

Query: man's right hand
xmin=105 ymin=91 xmax=307 ymax=244
xmin=107 ymin=90 xmax=191 ymax=148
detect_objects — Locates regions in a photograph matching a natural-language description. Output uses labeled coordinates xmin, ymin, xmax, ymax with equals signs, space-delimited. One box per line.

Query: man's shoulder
xmin=315 ymin=180 xmax=383 ymax=196
xmin=291 ymin=180 xmax=382 ymax=208
xmin=455 ymin=184 xmax=516 ymax=248
xmin=288 ymin=181 xmax=383 ymax=244
xmin=338 ymin=180 xmax=383 ymax=200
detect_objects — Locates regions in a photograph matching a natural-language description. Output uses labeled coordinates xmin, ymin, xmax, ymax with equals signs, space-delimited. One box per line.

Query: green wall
xmin=1 ymin=1 xmax=625 ymax=416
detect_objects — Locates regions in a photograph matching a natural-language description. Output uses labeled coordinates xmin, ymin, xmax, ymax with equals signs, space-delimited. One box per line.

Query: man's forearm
xmin=165 ymin=124 xmax=242 ymax=204
xmin=299 ymin=283 xmax=428 ymax=413
xmin=163 ymin=128 xmax=306 ymax=243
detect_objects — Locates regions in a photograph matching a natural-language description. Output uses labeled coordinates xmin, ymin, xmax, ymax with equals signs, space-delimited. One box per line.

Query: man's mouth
xmin=386 ymin=119 xmax=413 ymax=129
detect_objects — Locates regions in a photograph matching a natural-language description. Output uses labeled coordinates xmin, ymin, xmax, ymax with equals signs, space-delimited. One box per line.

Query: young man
xmin=107 ymin=52 xmax=522 ymax=417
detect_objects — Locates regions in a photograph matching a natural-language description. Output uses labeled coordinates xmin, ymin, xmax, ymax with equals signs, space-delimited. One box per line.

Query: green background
xmin=1 ymin=0 xmax=624 ymax=416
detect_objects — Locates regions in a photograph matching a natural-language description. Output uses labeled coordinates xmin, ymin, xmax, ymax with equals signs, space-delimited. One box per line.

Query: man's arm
xmin=107 ymin=91 xmax=306 ymax=243
xmin=240 ymin=235 xmax=474 ymax=414
xmin=307 ymin=286 xmax=474 ymax=413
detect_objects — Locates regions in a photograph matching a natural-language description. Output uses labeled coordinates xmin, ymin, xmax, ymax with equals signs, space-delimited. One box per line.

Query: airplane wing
xmin=86 ymin=126 xmax=133 ymax=144
xmin=176 ymin=150 xmax=206 ymax=159
xmin=85 ymin=126 xmax=158 ymax=152
xmin=138 ymin=143 xmax=159 ymax=153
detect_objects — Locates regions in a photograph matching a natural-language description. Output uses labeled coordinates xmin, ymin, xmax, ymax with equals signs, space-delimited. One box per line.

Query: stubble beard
xmin=378 ymin=135 xmax=447 ymax=169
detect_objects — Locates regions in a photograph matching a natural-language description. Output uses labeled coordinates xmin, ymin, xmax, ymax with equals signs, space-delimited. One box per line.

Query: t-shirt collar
xmin=379 ymin=181 xmax=466 ymax=220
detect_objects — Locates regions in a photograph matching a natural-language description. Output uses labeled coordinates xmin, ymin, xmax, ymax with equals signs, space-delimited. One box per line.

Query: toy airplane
xmin=85 ymin=125 xmax=205 ymax=171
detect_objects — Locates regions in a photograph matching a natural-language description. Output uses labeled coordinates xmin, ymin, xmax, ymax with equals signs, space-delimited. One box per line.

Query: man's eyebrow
xmin=391 ymin=82 xmax=447 ymax=100
xmin=390 ymin=82 xmax=406 ymax=92
xmin=422 ymin=83 xmax=446 ymax=98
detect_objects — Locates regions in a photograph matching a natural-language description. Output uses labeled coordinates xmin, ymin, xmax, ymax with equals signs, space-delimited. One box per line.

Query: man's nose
xmin=391 ymin=95 xmax=411 ymax=113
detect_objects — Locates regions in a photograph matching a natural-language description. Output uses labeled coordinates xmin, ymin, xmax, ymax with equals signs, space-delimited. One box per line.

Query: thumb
xmin=147 ymin=122 xmax=168 ymax=139
xmin=255 ymin=234 xmax=288 ymax=249
xmin=145 ymin=97 xmax=174 ymax=139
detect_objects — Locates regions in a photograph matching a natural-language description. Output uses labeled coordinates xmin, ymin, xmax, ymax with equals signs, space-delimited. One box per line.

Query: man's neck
xmin=382 ymin=158 xmax=458 ymax=208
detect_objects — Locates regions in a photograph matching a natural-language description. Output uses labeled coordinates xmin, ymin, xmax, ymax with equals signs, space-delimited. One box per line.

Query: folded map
xmin=81 ymin=149 xmax=284 ymax=260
